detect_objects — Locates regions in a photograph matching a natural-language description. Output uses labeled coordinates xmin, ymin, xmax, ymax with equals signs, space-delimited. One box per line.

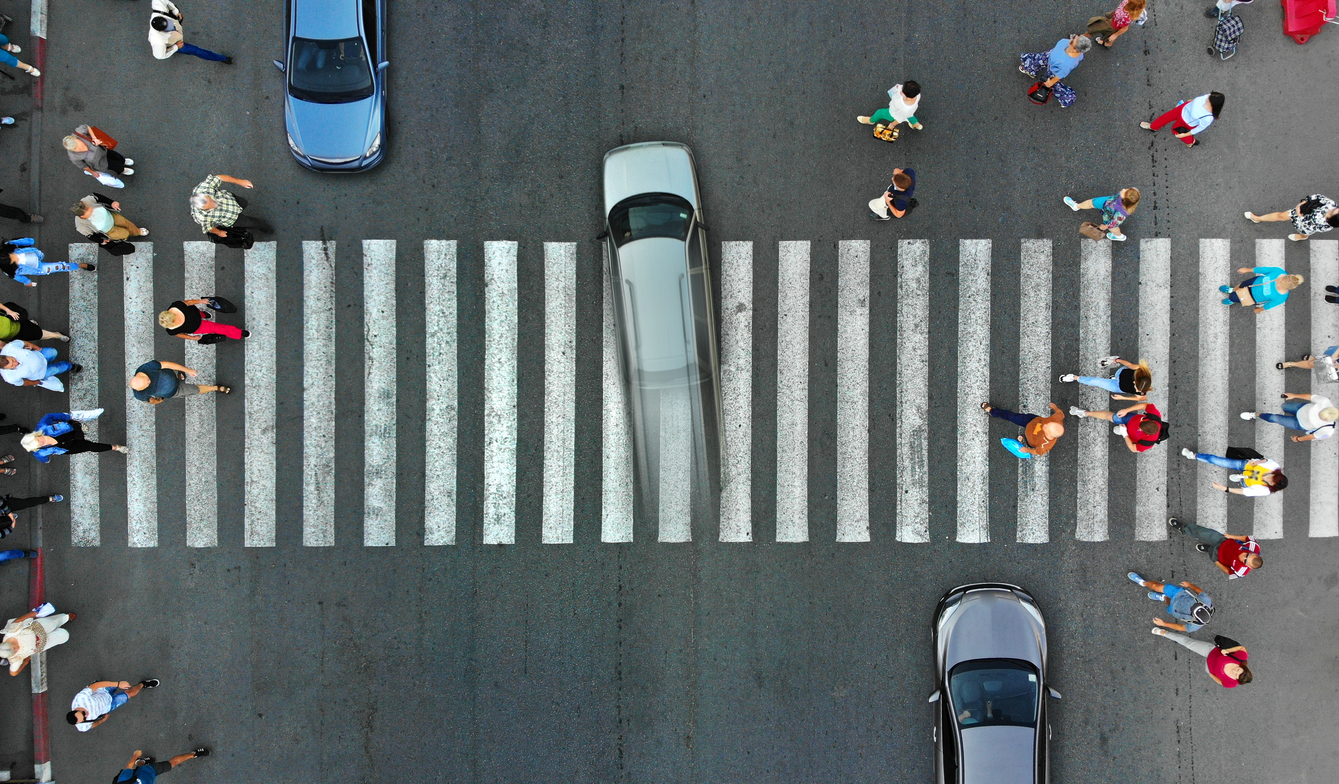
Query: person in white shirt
xmin=1140 ymin=92 xmax=1223 ymax=147
xmin=1207 ymin=0 xmax=1253 ymax=18
xmin=0 ymin=340 xmax=79 ymax=391
xmin=856 ymin=81 xmax=924 ymax=131
xmin=149 ymin=0 xmax=231 ymax=64
xmin=1181 ymin=447 xmax=1287 ymax=497
xmin=67 ymin=679 xmax=159 ymax=732
xmin=1241 ymin=393 xmax=1339 ymax=442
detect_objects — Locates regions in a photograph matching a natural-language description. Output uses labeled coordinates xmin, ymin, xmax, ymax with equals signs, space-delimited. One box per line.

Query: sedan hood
xmin=288 ymin=95 xmax=376 ymax=161
xmin=603 ymin=142 xmax=699 ymax=216
xmin=943 ymin=591 xmax=1045 ymax=670
xmin=960 ymin=726 xmax=1036 ymax=784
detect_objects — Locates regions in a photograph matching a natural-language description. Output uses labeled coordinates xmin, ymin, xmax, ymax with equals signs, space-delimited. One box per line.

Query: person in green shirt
xmin=0 ymin=302 xmax=67 ymax=343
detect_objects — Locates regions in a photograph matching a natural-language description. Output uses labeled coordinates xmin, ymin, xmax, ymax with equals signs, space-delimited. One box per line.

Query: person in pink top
xmin=1152 ymin=630 xmax=1251 ymax=688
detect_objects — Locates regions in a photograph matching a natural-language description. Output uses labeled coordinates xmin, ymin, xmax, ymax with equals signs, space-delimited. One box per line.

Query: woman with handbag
xmin=1244 ymin=194 xmax=1339 ymax=242
xmin=1151 ymin=630 xmax=1251 ymax=688
xmin=21 ymin=410 xmax=128 ymax=462
xmin=158 ymin=298 xmax=249 ymax=343
xmin=1019 ymin=34 xmax=1092 ymax=108
xmin=0 ymin=32 xmax=40 ymax=77
xmin=1218 ymin=265 xmax=1302 ymax=313
xmin=62 ymin=125 xmax=135 ymax=184
xmin=0 ymin=239 xmax=96 ymax=288
xmin=1089 ymin=0 xmax=1148 ymax=47
xmin=1180 ymin=447 xmax=1287 ymax=496
xmin=71 ymin=194 xmax=150 ymax=245
xmin=1063 ymin=187 xmax=1140 ymax=241
xmin=1140 ymin=92 xmax=1224 ymax=147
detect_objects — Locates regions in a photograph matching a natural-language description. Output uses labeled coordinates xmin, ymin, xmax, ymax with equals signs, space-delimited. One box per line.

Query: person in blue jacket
xmin=1220 ymin=265 xmax=1304 ymax=314
xmin=19 ymin=410 xmax=126 ymax=462
xmin=0 ymin=239 xmax=95 ymax=287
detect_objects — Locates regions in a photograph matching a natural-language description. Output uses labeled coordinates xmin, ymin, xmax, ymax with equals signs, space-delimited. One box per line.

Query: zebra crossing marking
xmin=956 ymin=240 xmax=992 ymax=544
xmin=1076 ymin=240 xmax=1111 ymax=542
xmin=184 ymin=242 xmax=217 ymax=548
xmin=244 ymin=242 xmax=278 ymax=547
xmin=363 ymin=240 xmax=397 ymax=547
xmin=483 ymin=241 xmax=518 ymax=545
xmin=302 ymin=241 xmax=336 ymax=546
xmin=543 ymin=242 xmax=576 ymax=544
xmin=600 ymin=242 xmax=634 ymax=543
xmin=423 ymin=240 xmax=458 ymax=545
xmin=1310 ymin=241 xmax=1339 ymax=538
xmin=775 ymin=240 xmax=810 ymax=542
xmin=124 ymin=244 xmax=157 ymax=548
xmin=838 ymin=240 xmax=870 ymax=542
xmin=68 ymin=243 xmax=100 ymax=548
xmin=1198 ymin=239 xmax=1231 ymax=532
xmin=1253 ymin=240 xmax=1286 ymax=540
xmin=1136 ymin=238 xmax=1171 ymax=541
xmin=719 ymin=241 xmax=753 ymax=542
xmin=1018 ymin=240 xmax=1052 ymax=544
xmin=896 ymin=239 xmax=929 ymax=544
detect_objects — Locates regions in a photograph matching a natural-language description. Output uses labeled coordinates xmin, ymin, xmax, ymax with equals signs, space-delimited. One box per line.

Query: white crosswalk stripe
xmin=64 ymin=237 xmax=1339 ymax=548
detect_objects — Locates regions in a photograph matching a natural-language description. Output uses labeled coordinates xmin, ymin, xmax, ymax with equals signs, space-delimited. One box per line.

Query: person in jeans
xmin=1 ymin=239 xmax=96 ymax=287
xmin=1180 ymin=447 xmax=1286 ymax=497
xmin=21 ymin=410 xmax=128 ymax=462
xmin=159 ymin=300 xmax=249 ymax=342
xmin=68 ymin=678 xmax=160 ymax=732
xmin=130 ymin=360 xmax=229 ymax=404
xmin=0 ymin=549 xmax=37 ymax=564
xmin=1 ymin=494 xmax=64 ymax=540
xmin=150 ymin=1 xmax=232 ymax=63
xmin=112 ymin=747 xmax=209 ymax=784
xmin=0 ymin=340 xmax=80 ymax=391
xmin=72 ymin=194 xmax=150 ymax=245
xmin=1062 ymin=188 xmax=1140 ymax=241
xmin=1140 ymin=92 xmax=1224 ymax=147
xmin=1245 ymin=194 xmax=1339 ymax=242
xmin=1127 ymin=572 xmax=1214 ymax=632
xmin=870 ymin=168 xmax=916 ymax=221
xmin=981 ymin=401 xmax=1065 ymax=456
xmin=1059 ymin=356 xmax=1152 ymax=401
xmin=1151 ymin=630 xmax=1250 ymax=688
xmin=1241 ymin=392 xmax=1338 ymax=442
xmin=62 ymin=125 xmax=135 ymax=179
xmin=1168 ymin=517 xmax=1262 ymax=578
xmin=1 ymin=608 xmax=75 ymax=675
xmin=1219 ymin=265 xmax=1302 ymax=313
xmin=1019 ymin=34 xmax=1092 ymax=108
xmin=1068 ymin=401 xmax=1165 ymax=452
xmin=856 ymin=81 xmax=924 ymax=131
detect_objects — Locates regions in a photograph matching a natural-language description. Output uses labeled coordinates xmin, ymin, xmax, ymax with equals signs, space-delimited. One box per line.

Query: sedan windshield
xmin=608 ymin=194 xmax=694 ymax=248
xmin=949 ymin=660 xmax=1039 ymax=730
xmin=289 ymin=37 xmax=374 ymax=102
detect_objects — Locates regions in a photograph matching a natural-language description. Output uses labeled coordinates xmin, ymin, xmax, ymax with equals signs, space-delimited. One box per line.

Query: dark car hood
xmin=960 ymin=726 xmax=1036 ymax=784
xmin=943 ymin=591 xmax=1045 ymax=670
xmin=288 ymin=94 xmax=375 ymax=160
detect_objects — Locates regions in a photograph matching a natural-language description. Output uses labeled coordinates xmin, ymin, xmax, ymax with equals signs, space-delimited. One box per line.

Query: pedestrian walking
xmin=112 ymin=747 xmax=209 ymax=784
xmin=1 ymin=238 xmax=96 ymax=287
xmin=1241 ymin=392 xmax=1338 ymax=442
xmin=1059 ymin=356 xmax=1152 ymax=401
xmin=0 ymin=549 xmax=37 ymax=564
xmin=1219 ymin=264 xmax=1302 ymax=313
xmin=1151 ymin=630 xmax=1251 ymax=688
xmin=1019 ymin=34 xmax=1092 ymax=108
xmin=1140 ymin=92 xmax=1224 ymax=147
xmin=130 ymin=360 xmax=230 ymax=405
xmin=0 ymin=31 xmax=40 ymax=77
xmin=1206 ymin=0 xmax=1253 ymax=17
xmin=1 ymin=607 xmax=74 ymax=675
xmin=1244 ymin=194 xmax=1339 ymax=242
xmin=150 ymin=1 xmax=232 ymax=63
xmin=0 ymin=302 xmax=68 ymax=344
xmin=21 ymin=410 xmax=128 ymax=462
xmin=981 ymin=401 xmax=1066 ymax=457
xmin=0 ymin=189 xmax=42 ymax=225
xmin=72 ymin=194 xmax=150 ymax=246
xmin=190 ymin=174 xmax=273 ymax=240
xmin=62 ymin=125 xmax=134 ymax=186
xmin=856 ymin=81 xmax=924 ymax=132
xmin=159 ymin=299 xmax=249 ymax=343
xmin=1169 ymin=516 xmax=1263 ymax=578
xmin=1062 ymin=188 xmax=1140 ymax=241
xmin=68 ymin=678 xmax=159 ymax=732
xmin=0 ymin=340 xmax=80 ymax=391
xmin=1127 ymin=572 xmax=1214 ymax=632
xmin=1088 ymin=0 xmax=1148 ymax=47
xmin=1181 ymin=447 xmax=1286 ymax=497
xmin=868 ymin=168 xmax=917 ymax=221
xmin=1 ymin=494 xmax=63 ymax=539
xmin=1277 ymin=348 xmax=1339 ymax=380
xmin=1068 ymin=401 xmax=1167 ymax=452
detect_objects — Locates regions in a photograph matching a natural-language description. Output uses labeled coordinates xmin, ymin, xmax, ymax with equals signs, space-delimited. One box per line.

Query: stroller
xmin=1209 ymin=8 xmax=1245 ymax=59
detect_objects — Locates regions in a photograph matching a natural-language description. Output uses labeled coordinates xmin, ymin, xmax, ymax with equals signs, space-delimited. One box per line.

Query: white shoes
xmin=124 ymin=158 xmax=135 ymax=165
xmin=1244 ymin=212 xmax=1261 ymax=223
xmin=1069 ymin=406 xmax=1087 ymax=417
xmin=1181 ymin=448 xmax=1196 ymax=459
xmin=1097 ymin=355 xmax=1121 ymax=368
xmin=1063 ymin=196 xmax=1081 ymax=211
xmin=1059 ymin=373 xmax=1078 ymax=383
xmin=1240 ymin=411 xmax=1256 ymax=420
xmin=138 ymin=228 xmax=150 ymax=236
xmin=1113 ymin=425 xmax=1128 ymax=436
xmin=121 ymin=167 xmax=134 ymax=175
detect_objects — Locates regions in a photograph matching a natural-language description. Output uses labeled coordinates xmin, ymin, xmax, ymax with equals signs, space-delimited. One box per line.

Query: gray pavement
xmin=0 ymin=1 xmax=1335 ymax=782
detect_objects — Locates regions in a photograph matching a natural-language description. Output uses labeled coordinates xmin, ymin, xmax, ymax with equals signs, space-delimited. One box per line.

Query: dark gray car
xmin=930 ymin=584 xmax=1061 ymax=784
xmin=600 ymin=142 xmax=721 ymax=530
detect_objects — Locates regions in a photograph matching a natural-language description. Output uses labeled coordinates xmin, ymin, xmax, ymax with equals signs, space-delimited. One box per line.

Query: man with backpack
xmin=868 ymin=168 xmax=916 ymax=221
xmin=1126 ymin=572 xmax=1215 ymax=633
xmin=1068 ymin=401 xmax=1167 ymax=452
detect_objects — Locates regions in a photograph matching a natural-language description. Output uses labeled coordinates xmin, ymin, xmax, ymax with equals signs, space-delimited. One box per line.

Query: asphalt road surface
xmin=0 ymin=1 xmax=1336 ymax=782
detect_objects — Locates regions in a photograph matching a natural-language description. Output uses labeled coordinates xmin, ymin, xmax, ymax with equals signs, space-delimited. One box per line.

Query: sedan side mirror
xmin=378 ymin=61 xmax=390 ymax=73
xmin=272 ymin=60 xmax=286 ymax=73
xmin=1048 ymin=687 xmax=1062 ymax=700
xmin=595 ymin=230 xmax=609 ymax=241
xmin=927 ymin=690 xmax=940 ymax=703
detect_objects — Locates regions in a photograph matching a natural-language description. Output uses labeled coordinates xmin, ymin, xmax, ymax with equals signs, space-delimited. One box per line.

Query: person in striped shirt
xmin=1168 ymin=517 xmax=1263 ymax=579
xmin=67 ymin=678 xmax=159 ymax=731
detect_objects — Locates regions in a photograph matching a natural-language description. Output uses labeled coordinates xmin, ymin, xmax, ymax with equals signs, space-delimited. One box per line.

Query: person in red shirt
xmin=1068 ymin=401 xmax=1166 ymax=452
xmin=1169 ymin=517 xmax=1262 ymax=578
xmin=1152 ymin=629 xmax=1251 ymax=688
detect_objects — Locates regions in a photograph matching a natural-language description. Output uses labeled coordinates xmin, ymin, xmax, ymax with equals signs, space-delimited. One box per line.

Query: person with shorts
xmin=1168 ymin=517 xmax=1263 ymax=579
xmin=1127 ymin=572 xmax=1214 ymax=632
xmin=129 ymin=359 xmax=230 ymax=405
xmin=1068 ymin=400 xmax=1166 ymax=452
xmin=1062 ymin=188 xmax=1140 ymax=241
xmin=1245 ymin=194 xmax=1339 ymax=243
xmin=869 ymin=167 xmax=916 ymax=221
xmin=112 ymin=747 xmax=209 ymax=784
xmin=67 ymin=678 xmax=159 ymax=731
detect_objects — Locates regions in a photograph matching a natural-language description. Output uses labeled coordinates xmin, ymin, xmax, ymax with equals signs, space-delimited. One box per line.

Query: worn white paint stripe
xmin=244 ymin=242 xmax=277 ymax=547
xmin=1075 ymin=239 xmax=1111 ymax=542
xmin=837 ymin=240 xmax=870 ymax=542
xmin=483 ymin=241 xmax=518 ymax=544
xmin=423 ymin=241 xmax=458 ymax=545
xmin=658 ymin=385 xmax=693 ymax=542
xmin=1136 ymin=239 xmax=1171 ymax=541
xmin=957 ymin=240 xmax=992 ymax=543
xmin=775 ymin=241 xmax=810 ymax=542
xmin=124 ymin=244 xmax=157 ymax=547
xmin=1198 ymin=239 xmax=1231 ymax=532
xmin=601 ymin=243 xmax=634 ymax=543
xmin=1017 ymin=240 xmax=1051 ymax=544
xmin=363 ymin=240 xmax=397 ymax=546
xmin=183 ymin=242 xmax=217 ymax=548
xmin=896 ymin=240 xmax=928 ymax=543
xmin=1253 ymin=240 xmax=1286 ymax=540
xmin=1310 ymin=240 xmax=1339 ymax=538
xmin=67 ymin=243 xmax=100 ymax=547
xmin=543 ymin=242 xmax=576 ymax=544
xmin=303 ymin=241 xmax=336 ymax=546
xmin=718 ymin=241 xmax=753 ymax=542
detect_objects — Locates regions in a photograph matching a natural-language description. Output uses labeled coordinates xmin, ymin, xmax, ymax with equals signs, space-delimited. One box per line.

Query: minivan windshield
xmin=608 ymin=194 xmax=693 ymax=248
xmin=289 ymin=37 xmax=374 ymax=102
xmin=949 ymin=659 xmax=1039 ymax=730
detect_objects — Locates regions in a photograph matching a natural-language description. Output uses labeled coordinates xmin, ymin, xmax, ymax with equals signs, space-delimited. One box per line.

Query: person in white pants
xmin=1 ymin=608 xmax=75 ymax=675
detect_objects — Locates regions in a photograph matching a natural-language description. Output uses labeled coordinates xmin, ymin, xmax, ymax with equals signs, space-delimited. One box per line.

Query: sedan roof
xmin=960 ymin=725 xmax=1036 ymax=784
xmin=294 ymin=0 xmax=362 ymax=40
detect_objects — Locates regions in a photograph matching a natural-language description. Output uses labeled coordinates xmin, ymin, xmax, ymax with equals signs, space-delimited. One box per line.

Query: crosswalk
xmin=60 ymin=238 xmax=1339 ymax=548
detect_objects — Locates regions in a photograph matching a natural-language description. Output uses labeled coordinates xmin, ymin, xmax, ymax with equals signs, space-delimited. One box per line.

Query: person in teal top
xmin=1220 ymin=266 xmax=1305 ymax=313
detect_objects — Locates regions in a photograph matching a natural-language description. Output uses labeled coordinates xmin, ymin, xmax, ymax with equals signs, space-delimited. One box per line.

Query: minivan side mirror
xmin=378 ymin=61 xmax=390 ymax=73
xmin=595 ymin=230 xmax=609 ymax=241
xmin=927 ymin=690 xmax=940 ymax=703
xmin=1048 ymin=687 xmax=1062 ymax=700
xmin=272 ymin=60 xmax=286 ymax=72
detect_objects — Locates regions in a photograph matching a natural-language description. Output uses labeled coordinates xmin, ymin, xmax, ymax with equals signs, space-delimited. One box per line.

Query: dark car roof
xmin=294 ymin=0 xmax=362 ymax=39
xmin=960 ymin=725 xmax=1036 ymax=784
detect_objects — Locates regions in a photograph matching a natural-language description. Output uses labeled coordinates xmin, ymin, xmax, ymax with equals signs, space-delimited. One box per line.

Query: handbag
xmin=1224 ymin=446 xmax=1264 ymax=461
xmin=197 ymin=333 xmax=227 ymax=345
xmin=101 ymin=239 xmax=136 ymax=257
xmin=872 ymin=122 xmax=900 ymax=142
xmin=204 ymin=296 xmax=238 ymax=314
xmin=207 ymin=226 xmax=255 ymax=250
xmin=1027 ymin=82 xmax=1052 ymax=105
xmin=90 ymin=171 xmax=125 ymax=189
xmin=87 ymin=127 xmax=117 ymax=149
xmin=1079 ymin=221 xmax=1106 ymax=240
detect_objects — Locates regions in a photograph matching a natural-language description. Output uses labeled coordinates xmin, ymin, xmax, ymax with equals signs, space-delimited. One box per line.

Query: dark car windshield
xmin=949 ymin=660 xmax=1039 ymax=730
xmin=289 ymin=37 xmax=374 ymax=102
xmin=608 ymin=194 xmax=694 ymax=248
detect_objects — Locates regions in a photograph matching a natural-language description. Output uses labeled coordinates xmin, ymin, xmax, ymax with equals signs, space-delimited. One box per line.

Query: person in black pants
xmin=0 ymin=193 xmax=41 ymax=224
xmin=0 ymin=493 xmax=63 ymax=540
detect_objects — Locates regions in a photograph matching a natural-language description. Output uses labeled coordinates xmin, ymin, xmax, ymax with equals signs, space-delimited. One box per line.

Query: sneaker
xmin=49 ymin=494 xmax=64 ymax=503
xmin=121 ymin=168 xmax=134 ymax=175
xmin=136 ymin=757 xmax=155 ymax=767
xmin=1107 ymin=232 xmax=1127 ymax=242
xmin=6 ymin=45 xmax=20 ymax=54
xmin=1326 ymin=285 xmax=1338 ymax=294
xmin=27 ymin=214 xmax=43 ymax=224
xmin=240 ymin=329 xmax=251 ymax=338
xmin=1097 ymin=355 xmax=1120 ymax=368
xmin=0 ymin=117 xmax=13 ymax=126
xmin=1151 ymin=627 xmax=1168 ymax=636
xmin=1113 ymin=424 xmax=1127 ymax=436
xmin=1168 ymin=517 xmax=1184 ymax=530
xmin=140 ymin=678 xmax=160 ymax=689
xmin=1063 ymin=196 xmax=1080 ymax=212
xmin=1205 ymin=5 xmax=1221 ymax=17
xmin=1181 ymin=448 xmax=1196 ymax=460
xmin=1219 ymin=285 xmax=1232 ymax=293
xmin=1239 ymin=411 xmax=1256 ymax=420
xmin=1147 ymin=591 xmax=1163 ymax=601
xmin=1068 ymin=406 xmax=1087 ymax=417
xmin=193 ymin=748 xmax=210 ymax=758
xmin=123 ymin=158 xmax=135 ymax=166
xmin=1059 ymin=374 xmax=1078 ymax=383
xmin=113 ymin=445 xmax=129 ymax=454
xmin=1127 ymin=571 xmax=1145 ymax=585
xmin=1196 ymin=543 xmax=1210 ymax=553
xmin=138 ymin=228 xmax=150 ymax=236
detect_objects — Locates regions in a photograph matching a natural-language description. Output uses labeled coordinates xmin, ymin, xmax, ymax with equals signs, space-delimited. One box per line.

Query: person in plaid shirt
xmin=188 ymin=174 xmax=273 ymax=238
xmin=1168 ymin=517 xmax=1263 ymax=579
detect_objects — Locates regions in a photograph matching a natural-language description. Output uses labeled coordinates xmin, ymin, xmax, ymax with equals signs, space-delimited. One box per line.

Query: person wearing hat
xmin=189 ymin=174 xmax=273 ymax=237
xmin=159 ymin=300 xmax=249 ymax=342
xmin=1 ymin=607 xmax=75 ymax=676
xmin=1127 ymin=572 xmax=1214 ymax=632
xmin=1241 ymin=392 xmax=1339 ymax=442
